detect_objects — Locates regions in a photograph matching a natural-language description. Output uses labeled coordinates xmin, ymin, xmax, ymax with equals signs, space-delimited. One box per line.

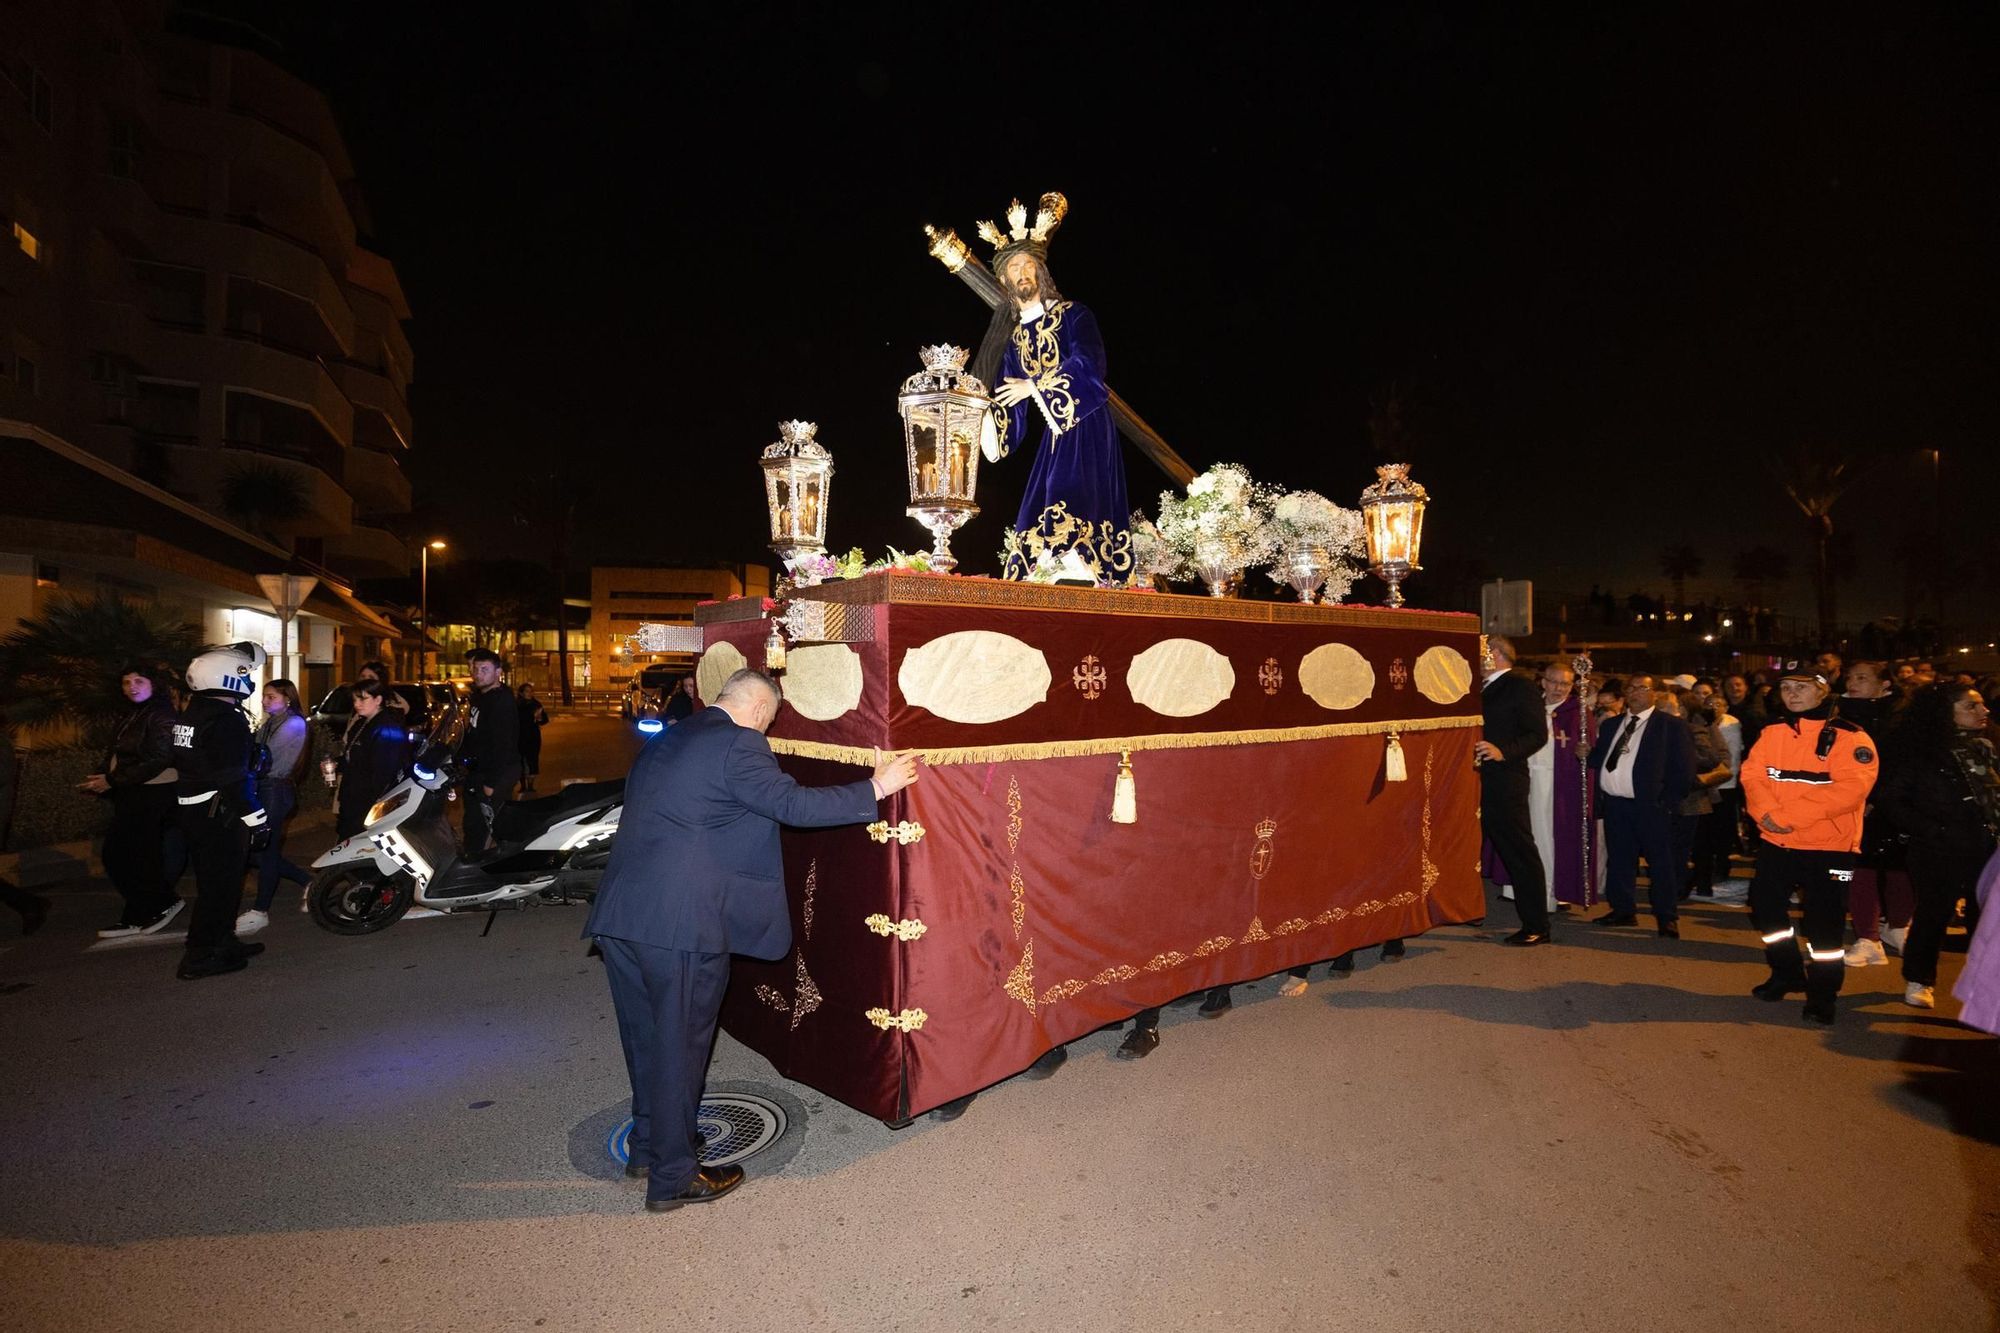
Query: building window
xmin=608 ymin=612 xmax=693 ymax=623
xmin=34 ymin=563 xmax=58 ymax=588
xmin=15 ymin=355 xmax=37 ymax=395
xmin=11 ymin=221 xmax=40 ymax=261
xmin=607 ymin=590 xmax=716 ymax=601
xmin=29 ymin=68 xmax=51 ymax=132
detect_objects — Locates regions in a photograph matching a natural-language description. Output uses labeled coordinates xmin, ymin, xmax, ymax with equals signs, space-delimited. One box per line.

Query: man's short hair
xmin=466 ymin=648 xmax=503 ymax=668
xmin=1543 ymin=661 xmax=1576 ymax=681
xmin=1488 ymin=635 xmax=1517 ymax=665
xmin=717 ymin=668 xmax=781 ymax=706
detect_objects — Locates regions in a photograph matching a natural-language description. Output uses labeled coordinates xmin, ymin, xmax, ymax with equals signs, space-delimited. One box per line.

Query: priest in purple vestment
xmin=1485 ymin=661 xmax=1599 ymax=908
xmin=979 ymin=194 xmax=1133 ymax=584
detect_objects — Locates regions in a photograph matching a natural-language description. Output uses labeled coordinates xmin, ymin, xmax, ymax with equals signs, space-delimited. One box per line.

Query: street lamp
xmin=420 ymin=539 xmax=446 ymax=679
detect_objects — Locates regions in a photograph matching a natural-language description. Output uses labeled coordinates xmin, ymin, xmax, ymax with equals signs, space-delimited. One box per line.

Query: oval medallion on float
xmin=1127 ymin=639 xmax=1235 ymax=717
xmin=1413 ymin=644 xmax=1473 ymax=705
xmin=898 ymin=631 xmax=1051 ymax=724
xmin=696 ymin=640 xmax=748 ymax=705
xmin=1298 ymin=643 xmax=1375 ymax=710
xmin=781 ymin=644 xmax=864 ymax=721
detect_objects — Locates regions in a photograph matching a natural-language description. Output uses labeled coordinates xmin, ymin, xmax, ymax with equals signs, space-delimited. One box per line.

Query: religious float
xmin=667 ymin=193 xmax=1486 ymax=1123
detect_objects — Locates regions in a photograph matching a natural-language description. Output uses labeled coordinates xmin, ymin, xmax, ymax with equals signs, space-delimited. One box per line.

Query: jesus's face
xmin=1003 ymin=255 xmax=1040 ymax=306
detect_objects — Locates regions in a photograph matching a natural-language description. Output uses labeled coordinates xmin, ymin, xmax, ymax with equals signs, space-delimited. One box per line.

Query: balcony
xmin=343 ymin=446 xmax=411 ymax=515
xmin=334 ymin=359 xmax=412 ymax=450
xmin=166 ymin=441 xmax=353 ymax=539
xmin=151 ymin=326 xmax=353 ymax=446
xmin=157 ymin=213 xmax=356 ymax=352
xmin=224 ymin=111 xmax=356 ymax=262
xmin=325 ymin=523 xmax=409 ymax=580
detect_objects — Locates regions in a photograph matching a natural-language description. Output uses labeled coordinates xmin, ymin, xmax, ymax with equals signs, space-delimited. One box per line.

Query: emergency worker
xmin=172 ymin=643 xmax=270 ymax=980
xmin=1739 ymin=668 xmax=1879 ymax=1025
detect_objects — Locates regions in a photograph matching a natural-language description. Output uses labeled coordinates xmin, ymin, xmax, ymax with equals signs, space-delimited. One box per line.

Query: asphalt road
xmin=1 ymin=715 xmax=1995 ymax=1333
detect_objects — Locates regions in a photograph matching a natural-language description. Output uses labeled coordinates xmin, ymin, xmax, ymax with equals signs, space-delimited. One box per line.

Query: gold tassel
xmin=1384 ymin=731 xmax=1408 ymax=782
xmin=1111 ymin=748 xmax=1137 ymax=824
xmin=764 ymin=623 xmax=787 ymax=672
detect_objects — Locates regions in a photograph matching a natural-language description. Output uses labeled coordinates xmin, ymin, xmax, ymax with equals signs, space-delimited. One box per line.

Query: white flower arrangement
xmin=1155 ymin=463 xmax=1278 ymax=580
xmin=1127 ymin=513 xmax=1185 ymax=580
xmin=1265 ymin=488 xmax=1367 ymax=603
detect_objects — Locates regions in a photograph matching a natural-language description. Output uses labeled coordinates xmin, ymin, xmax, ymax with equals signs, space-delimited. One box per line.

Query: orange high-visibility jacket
xmin=1741 ymin=715 xmax=1879 ymax=853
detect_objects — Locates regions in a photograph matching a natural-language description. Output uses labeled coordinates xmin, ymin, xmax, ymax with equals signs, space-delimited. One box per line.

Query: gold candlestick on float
xmin=1358 ymin=462 xmax=1428 ymax=608
xmin=898 ymin=344 xmax=996 ymax=573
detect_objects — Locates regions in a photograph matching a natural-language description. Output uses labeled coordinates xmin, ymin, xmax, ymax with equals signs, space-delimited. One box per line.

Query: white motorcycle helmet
xmin=187 ymin=641 xmax=267 ymax=697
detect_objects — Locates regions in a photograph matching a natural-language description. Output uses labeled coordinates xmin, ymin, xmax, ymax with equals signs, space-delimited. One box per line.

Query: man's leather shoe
xmin=1594 ymin=911 xmax=1639 ymax=927
xmin=1023 ymin=1045 xmax=1068 ymax=1080
xmin=929 ymin=1093 xmax=976 ymax=1122
xmin=1802 ymin=1000 xmax=1837 ymax=1026
xmin=176 ymin=948 xmax=249 ymax=980
xmin=1114 ymin=1026 xmax=1160 ymax=1060
xmin=224 ymin=939 xmax=266 ymax=959
xmin=1197 ymin=988 xmax=1233 ymax=1018
xmin=1501 ymin=929 xmax=1550 ymax=947
xmin=1751 ymin=976 xmax=1803 ymax=1002
xmin=1328 ymin=951 xmax=1356 ymax=975
xmin=1380 ymin=938 xmax=1406 ymax=960
xmin=1657 ymin=919 xmax=1681 ymax=939
xmin=645 ymin=1164 xmax=743 ymax=1211
xmin=624 ymin=1162 xmax=649 ymax=1180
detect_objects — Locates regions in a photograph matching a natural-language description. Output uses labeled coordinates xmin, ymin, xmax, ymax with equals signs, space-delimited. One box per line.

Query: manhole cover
xmin=608 ymin=1092 xmax=788 ymax=1170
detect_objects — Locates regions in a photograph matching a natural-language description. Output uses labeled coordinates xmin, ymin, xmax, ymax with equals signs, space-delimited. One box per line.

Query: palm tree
xmin=1658 ymin=544 xmax=1704 ymax=612
xmin=1767 ymin=446 xmax=1873 ymax=642
xmin=219 ymin=463 xmax=308 ymax=540
xmin=0 ymin=594 xmax=200 ymax=746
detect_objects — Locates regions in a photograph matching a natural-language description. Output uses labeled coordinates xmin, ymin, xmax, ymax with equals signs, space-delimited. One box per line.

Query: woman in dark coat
xmin=517 ymin=684 xmax=549 ymax=792
xmin=334 ymin=680 xmax=412 ymax=840
xmin=78 ymin=664 xmax=182 ymax=935
xmin=1877 ymin=682 xmax=1999 ymax=1009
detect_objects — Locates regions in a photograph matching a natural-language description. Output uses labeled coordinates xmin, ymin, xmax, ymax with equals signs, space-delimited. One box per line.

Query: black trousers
xmin=461 ymin=773 xmax=518 ymax=855
xmin=598 ymin=936 xmax=729 ymax=1200
xmin=177 ymin=799 xmax=249 ymax=951
xmin=1902 ymin=839 xmax=1994 ymax=987
xmin=1482 ymin=784 xmax=1549 ymax=932
xmin=102 ymin=784 xmax=178 ymax=923
xmin=1601 ymin=795 xmax=1681 ymax=921
xmin=1748 ymin=845 xmax=1854 ymax=1004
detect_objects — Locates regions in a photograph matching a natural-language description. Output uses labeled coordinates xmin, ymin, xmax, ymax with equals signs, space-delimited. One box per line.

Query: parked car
xmin=619 ymin=664 xmax=680 ymax=719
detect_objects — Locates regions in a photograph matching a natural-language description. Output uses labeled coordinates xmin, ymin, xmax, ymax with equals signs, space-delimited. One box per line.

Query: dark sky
xmin=256 ymin=4 xmax=1996 ymax=625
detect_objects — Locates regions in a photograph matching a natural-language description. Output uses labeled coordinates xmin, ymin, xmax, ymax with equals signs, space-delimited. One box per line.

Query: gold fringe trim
xmin=768 ymin=714 xmax=1480 ymax=767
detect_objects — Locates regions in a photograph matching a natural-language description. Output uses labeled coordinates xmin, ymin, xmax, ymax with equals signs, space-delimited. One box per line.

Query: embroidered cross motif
xmin=1073 ymin=655 xmax=1107 ymax=700
xmin=1259 ymin=658 xmax=1283 ymax=694
xmin=1389 ymin=658 xmax=1409 ymax=690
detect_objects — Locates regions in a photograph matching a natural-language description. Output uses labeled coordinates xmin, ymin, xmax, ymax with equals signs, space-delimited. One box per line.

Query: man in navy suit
xmin=1588 ymin=673 xmax=1697 ymax=936
xmin=586 ymin=668 xmax=920 ymax=1211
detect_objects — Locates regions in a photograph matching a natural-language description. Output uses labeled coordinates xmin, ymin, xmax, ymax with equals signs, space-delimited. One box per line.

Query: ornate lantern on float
xmin=897 ymin=344 xmax=996 ymax=573
xmin=1358 ymin=462 xmax=1428 ymax=608
xmin=761 ymin=420 xmax=832 ymax=574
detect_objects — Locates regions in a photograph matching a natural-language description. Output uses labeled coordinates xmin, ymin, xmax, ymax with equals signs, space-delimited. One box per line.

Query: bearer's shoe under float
xmin=1023 ymin=1046 xmax=1068 ymax=1080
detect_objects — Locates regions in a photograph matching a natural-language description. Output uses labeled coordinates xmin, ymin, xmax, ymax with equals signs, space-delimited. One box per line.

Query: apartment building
xmin=590 ymin=563 xmax=772 ymax=689
xmin=0 ymin=0 xmax=414 ymax=580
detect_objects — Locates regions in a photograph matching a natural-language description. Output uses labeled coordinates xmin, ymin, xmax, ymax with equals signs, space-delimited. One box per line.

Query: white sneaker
xmin=1882 ymin=925 xmax=1909 ymax=955
xmin=1904 ymin=982 xmax=1936 ymax=1009
xmin=1843 ymin=938 xmax=1887 ymax=967
xmin=235 ymin=909 xmax=270 ymax=935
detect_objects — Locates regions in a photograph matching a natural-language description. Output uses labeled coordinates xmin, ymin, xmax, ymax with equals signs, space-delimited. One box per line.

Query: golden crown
xmin=924 ymin=192 xmax=1068 ymax=275
xmin=1255 ymin=819 xmax=1278 ymax=840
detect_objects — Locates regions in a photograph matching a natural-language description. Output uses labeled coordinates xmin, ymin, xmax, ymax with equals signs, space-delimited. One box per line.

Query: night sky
xmin=253 ymin=4 xmax=1996 ymax=626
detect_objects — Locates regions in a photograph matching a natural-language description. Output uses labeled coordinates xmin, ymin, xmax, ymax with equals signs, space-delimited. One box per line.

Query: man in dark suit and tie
xmin=1476 ymin=636 xmax=1554 ymax=946
xmin=586 ymin=668 xmax=920 ymax=1211
xmin=1588 ymin=673 xmax=1697 ymax=936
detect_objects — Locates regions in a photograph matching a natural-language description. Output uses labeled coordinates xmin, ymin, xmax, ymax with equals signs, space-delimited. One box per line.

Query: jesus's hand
xmin=994 ymin=377 xmax=1036 ymax=407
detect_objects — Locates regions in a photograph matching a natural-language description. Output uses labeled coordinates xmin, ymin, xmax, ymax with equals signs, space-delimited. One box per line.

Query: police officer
xmin=172 ymin=643 xmax=270 ymax=980
xmin=1740 ymin=667 xmax=1879 ymax=1025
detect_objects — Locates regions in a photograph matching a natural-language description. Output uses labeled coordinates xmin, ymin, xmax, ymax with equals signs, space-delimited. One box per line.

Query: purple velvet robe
xmin=1953 ymin=847 xmax=2000 ymax=1034
xmin=1482 ymin=693 xmax=1599 ymax=907
xmin=994 ymin=300 xmax=1132 ymax=583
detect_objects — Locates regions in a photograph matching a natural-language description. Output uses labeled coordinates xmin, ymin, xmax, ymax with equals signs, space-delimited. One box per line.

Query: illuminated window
xmin=11 ymin=221 xmax=39 ymax=261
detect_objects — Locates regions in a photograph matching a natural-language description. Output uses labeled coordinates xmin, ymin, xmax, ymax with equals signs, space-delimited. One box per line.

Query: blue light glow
xmin=414 ymin=763 xmax=436 ymax=780
xmin=636 ymin=719 xmax=664 ymax=734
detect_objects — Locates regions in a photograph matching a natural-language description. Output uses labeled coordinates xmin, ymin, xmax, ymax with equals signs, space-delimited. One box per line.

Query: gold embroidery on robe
xmin=1011 ymin=299 xmax=1078 ymax=433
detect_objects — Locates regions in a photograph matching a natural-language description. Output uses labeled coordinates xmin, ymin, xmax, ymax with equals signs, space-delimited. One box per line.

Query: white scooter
xmin=307 ymin=701 xmax=623 ymax=935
